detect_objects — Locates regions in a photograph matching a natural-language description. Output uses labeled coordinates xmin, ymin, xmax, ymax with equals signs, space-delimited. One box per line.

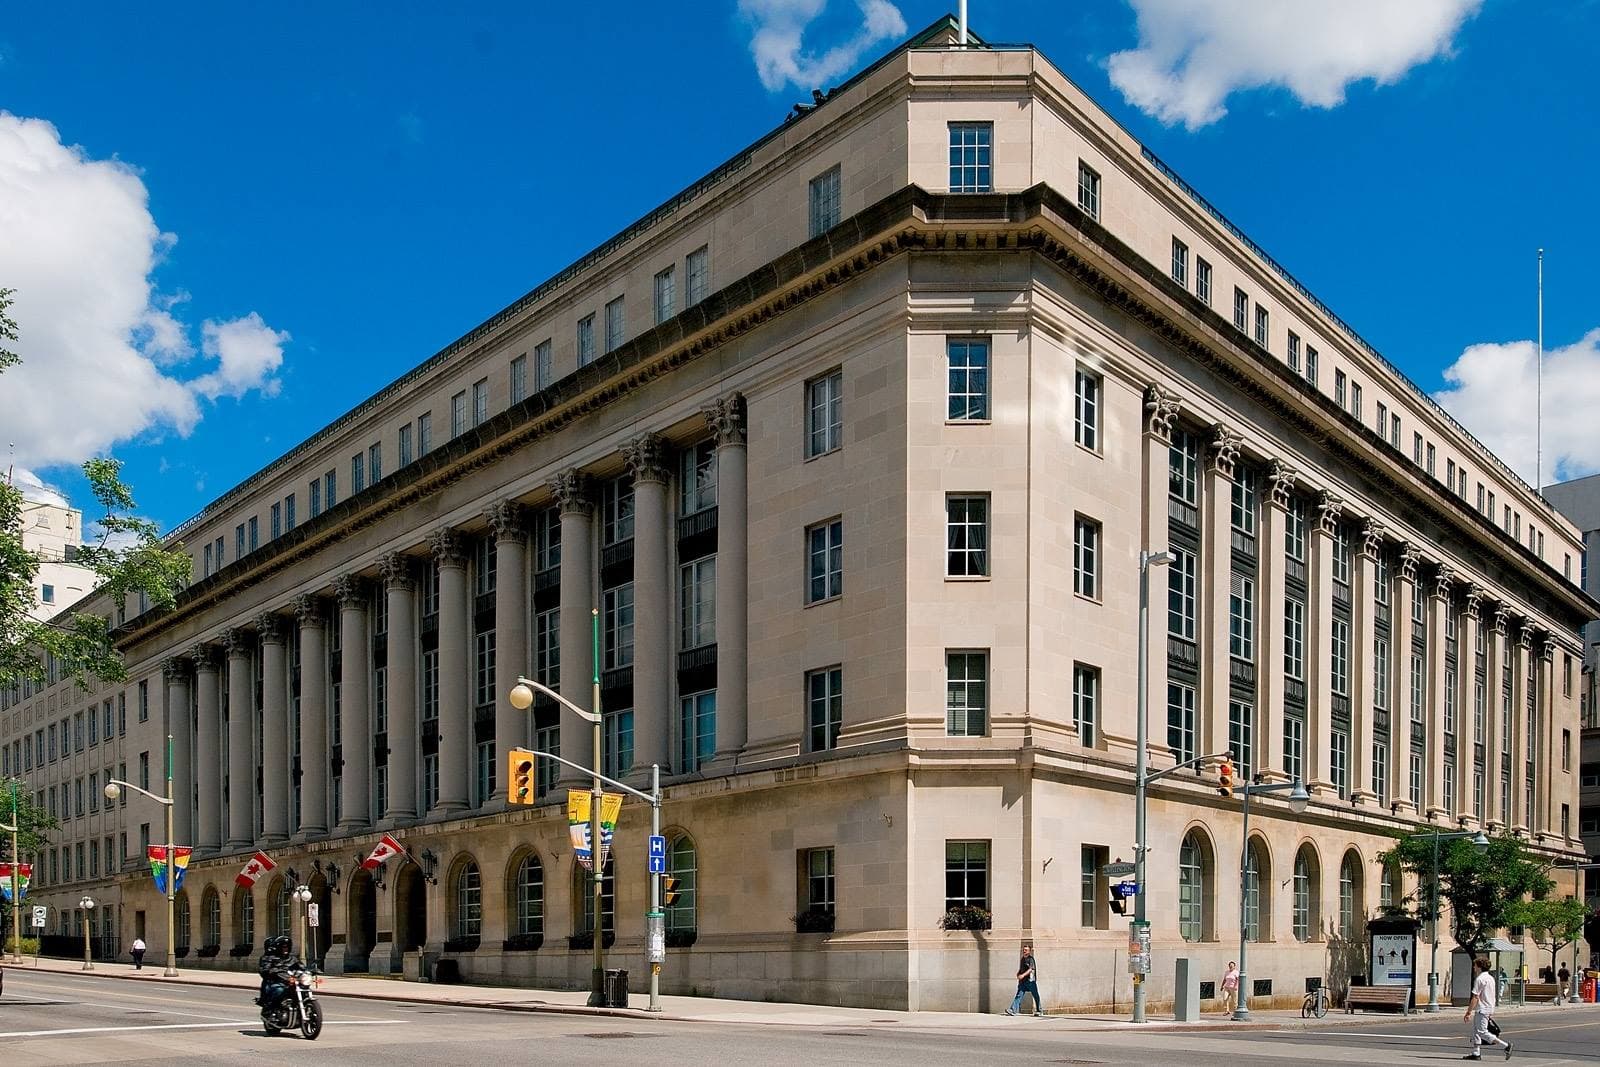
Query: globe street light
xmin=293 ymin=884 xmax=313 ymax=965
xmin=78 ymin=895 xmax=96 ymax=970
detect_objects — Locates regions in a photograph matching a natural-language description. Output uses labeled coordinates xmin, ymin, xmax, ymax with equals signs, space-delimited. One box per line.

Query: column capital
xmin=1492 ymin=604 xmax=1511 ymax=636
xmin=378 ymin=551 xmax=415 ymax=589
xmin=550 ymin=470 xmax=595 ymax=517
xmin=1432 ymin=566 xmax=1456 ymax=603
xmin=623 ymin=432 xmax=671 ymax=485
xmin=1536 ymin=631 xmax=1555 ymax=662
xmin=188 ymin=643 xmax=219 ymax=671
xmin=1463 ymin=585 xmax=1485 ymax=622
xmin=254 ymin=612 xmax=286 ymax=643
xmin=1266 ymin=459 xmax=1297 ymax=510
xmin=1359 ymin=518 xmax=1387 ymax=560
xmin=1516 ymin=624 xmax=1534 ymax=651
xmin=220 ymin=627 xmax=251 ymax=656
xmin=161 ymin=656 xmax=191 ymax=681
xmin=1207 ymin=423 xmax=1241 ymax=477
xmin=705 ymin=392 xmax=747 ymax=446
xmin=429 ymin=527 xmax=467 ymax=567
xmin=485 ymin=501 xmax=529 ymax=542
xmin=1143 ymin=383 xmax=1182 ymax=441
xmin=293 ymin=594 xmax=326 ymax=628
xmin=1398 ymin=542 xmax=1425 ymax=583
xmin=334 ymin=573 xmax=368 ymax=608
xmin=1315 ymin=491 xmax=1343 ymax=536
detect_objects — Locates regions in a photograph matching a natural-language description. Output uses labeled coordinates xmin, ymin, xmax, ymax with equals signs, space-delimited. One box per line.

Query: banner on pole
xmin=0 ymin=862 xmax=32 ymax=902
xmin=566 ymin=790 xmax=623 ymax=872
xmin=147 ymin=846 xmax=192 ymax=894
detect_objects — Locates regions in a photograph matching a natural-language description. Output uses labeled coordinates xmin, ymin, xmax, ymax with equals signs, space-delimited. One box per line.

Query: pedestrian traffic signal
xmin=1217 ymin=756 xmax=1235 ymax=799
xmin=663 ymin=876 xmax=680 ymax=906
xmin=506 ymin=747 xmax=536 ymax=805
xmin=1109 ymin=889 xmax=1127 ymax=916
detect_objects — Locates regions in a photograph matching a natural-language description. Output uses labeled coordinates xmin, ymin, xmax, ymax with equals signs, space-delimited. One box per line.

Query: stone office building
xmin=2 ymin=18 xmax=1591 ymax=1010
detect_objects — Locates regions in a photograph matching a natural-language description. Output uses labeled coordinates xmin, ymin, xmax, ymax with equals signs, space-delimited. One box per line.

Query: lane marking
xmin=1267 ymin=1031 xmax=1451 ymax=1041
xmin=0 ymin=1020 xmax=398 ymax=1039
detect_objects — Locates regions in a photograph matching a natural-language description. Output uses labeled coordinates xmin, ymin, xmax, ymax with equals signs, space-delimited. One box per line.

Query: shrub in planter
xmin=502 ymin=933 xmax=544 ymax=952
xmin=197 ymin=944 xmax=221 ymax=958
xmin=174 ymin=946 xmax=191 ymax=959
xmin=664 ymin=928 xmax=697 ymax=949
xmin=937 ymin=906 xmax=992 ymax=931
xmin=3 ymin=937 xmax=41 ymax=955
xmin=441 ymin=936 xmax=480 ymax=954
xmin=792 ymin=908 xmax=835 ymax=934
xmin=566 ymin=931 xmax=616 ymax=951
xmin=228 ymin=943 xmax=253 ymax=958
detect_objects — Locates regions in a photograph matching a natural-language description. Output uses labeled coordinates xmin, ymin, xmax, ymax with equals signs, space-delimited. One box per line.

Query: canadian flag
xmin=361 ymin=833 xmax=406 ymax=870
xmin=235 ymin=851 xmax=277 ymax=888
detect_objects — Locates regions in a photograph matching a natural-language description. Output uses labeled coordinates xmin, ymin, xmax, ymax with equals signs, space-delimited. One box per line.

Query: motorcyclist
xmin=258 ymin=934 xmax=296 ymax=1017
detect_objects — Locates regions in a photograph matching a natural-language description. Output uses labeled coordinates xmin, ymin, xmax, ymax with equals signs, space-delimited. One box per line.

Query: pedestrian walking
xmin=1220 ymin=961 xmax=1239 ymax=1016
xmin=1006 ymin=944 xmax=1044 ymax=1017
xmin=130 ymin=937 xmax=146 ymax=970
xmin=1463 ymin=956 xmax=1512 ymax=1060
xmin=1556 ymin=964 xmax=1571 ymax=1005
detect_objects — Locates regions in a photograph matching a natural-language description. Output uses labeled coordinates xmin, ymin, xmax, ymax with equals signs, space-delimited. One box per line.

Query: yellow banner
xmin=567 ymin=790 xmax=624 ymax=871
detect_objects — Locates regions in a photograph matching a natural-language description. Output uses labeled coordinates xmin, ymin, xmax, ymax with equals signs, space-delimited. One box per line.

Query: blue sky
xmin=2 ymin=1 xmax=1597 ymax=533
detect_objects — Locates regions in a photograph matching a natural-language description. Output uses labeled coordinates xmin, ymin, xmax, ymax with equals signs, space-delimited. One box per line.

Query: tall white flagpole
xmin=1536 ymin=247 xmax=1544 ymax=494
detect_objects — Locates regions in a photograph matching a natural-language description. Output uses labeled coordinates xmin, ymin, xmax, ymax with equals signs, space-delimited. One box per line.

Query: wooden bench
xmin=1522 ymin=982 xmax=1560 ymax=1001
xmin=1345 ymin=986 xmax=1413 ymax=1013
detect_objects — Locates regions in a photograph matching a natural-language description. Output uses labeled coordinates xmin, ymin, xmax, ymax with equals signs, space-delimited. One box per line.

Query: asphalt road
xmin=1 ymin=968 xmax=1595 ymax=1065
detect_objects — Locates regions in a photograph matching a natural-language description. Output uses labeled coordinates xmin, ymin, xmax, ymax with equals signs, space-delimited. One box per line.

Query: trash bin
xmin=604 ymin=968 xmax=629 ymax=1008
xmin=434 ymin=959 xmax=461 ymax=985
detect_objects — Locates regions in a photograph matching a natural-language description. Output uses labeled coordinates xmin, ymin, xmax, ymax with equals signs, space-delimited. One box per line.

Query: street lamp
xmin=293 ymin=884 xmax=312 ymax=964
xmin=508 ymin=607 xmax=608 ymax=1008
xmin=1131 ymin=548 xmax=1171 ymax=1025
xmin=1423 ymin=827 xmax=1490 ymax=1012
xmin=1231 ymin=776 xmax=1310 ymax=1021
xmin=79 ymin=894 xmax=96 ymax=970
xmin=104 ymin=732 xmax=180 ymax=978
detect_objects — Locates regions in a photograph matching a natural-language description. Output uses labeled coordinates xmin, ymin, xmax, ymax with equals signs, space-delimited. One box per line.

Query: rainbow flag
xmin=0 ymin=862 xmax=31 ymax=902
xmin=147 ymin=846 xmax=192 ymax=894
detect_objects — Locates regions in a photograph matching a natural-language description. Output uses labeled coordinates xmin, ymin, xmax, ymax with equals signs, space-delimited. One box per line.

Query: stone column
xmin=1255 ymin=461 xmax=1293 ymax=782
xmin=551 ymin=472 xmax=596 ymax=785
xmin=191 ymin=645 xmax=223 ymax=852
xmin=1201 ymin=425 xmax=1238 ymax=764
xmin=1456 ymin=589 xmax=1482 ymax=826
xmin=1306 ymin=492 xmax=1340 ymax=794
xmin=1350 ymin=518 xmax=1383 ymax=805
xmin=223 ymin=627 xmax=255 ymax=850
xmin=1484 ymin=605 xmax=1508 ymax=830
xmin=431 ymin=530 xmax=470 ymax=813
xmin=1389 ymin=546 xmax=1418 ymax=815
xmin=1510 ymin=625 xmax=1531 ymax=832
xmin=707 ymin=393 xmax=748 ymax=765
xmin=294 ymin=595 xmax=329 ymax=838
xmin=1535 ymin=634 xmax=1555 ymax=836
xmin=625 ymin=433 xmax=672 ymax=779
xmin=1140 ymin=385 xmax=1179 ymax=760
xmin=257 ymin=612 xmax=290 ymax=844
xmin=488 ymin=501 xmax=530 ymax=808
xmin=1425 ymin=569 xmax=1454 ymax=821
xmin=380 ymin=554 xmax=418 ymax=824
xmin=336 ymin=574 xmax=372 ymax=830
xmin=162 ymin=657 xmax=195 ymax=848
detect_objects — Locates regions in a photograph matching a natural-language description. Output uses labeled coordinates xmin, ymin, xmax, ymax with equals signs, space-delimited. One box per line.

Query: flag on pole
xmin=147 ymin=846 xmax=193 ymax=894
xmin=566 ymin=791 xmax=623 ymax=872
xmin=235 ymin=850 xmax=276 ymax=888
xmin=0 ymin=862 xmax=32 ymax=903
xmin=361 ymin=833 xmax=406 ymax=870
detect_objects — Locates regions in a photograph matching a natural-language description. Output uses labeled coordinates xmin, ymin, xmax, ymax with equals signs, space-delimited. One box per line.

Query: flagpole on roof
xmin=1536 ymin=247 xmax=1544 ymax=495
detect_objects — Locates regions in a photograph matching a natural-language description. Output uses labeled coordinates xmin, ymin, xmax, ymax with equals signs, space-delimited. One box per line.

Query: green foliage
xmin=1507 ymin=895 xmax=1589 ymax=969
xmin=0 ymin=288 xmax=18 ymax=372
xmin=1 ymin=777 xmax=59 ymax=856
xmin=3 ymin=937 xmax=41 ymax=956
xmin=1379 ymin=831 xmax=1552 ymax=951
xmin=938 ymin=905 xmax=993 ymax=931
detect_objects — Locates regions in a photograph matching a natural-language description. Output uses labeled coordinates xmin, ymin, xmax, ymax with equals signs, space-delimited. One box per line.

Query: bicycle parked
xmin=1302 ymin=983 xmax=1329 ymax=1019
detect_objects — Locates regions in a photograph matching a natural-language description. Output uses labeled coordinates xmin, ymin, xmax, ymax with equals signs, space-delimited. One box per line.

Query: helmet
xmin=264 ymin=935 xmax=293 ymax=957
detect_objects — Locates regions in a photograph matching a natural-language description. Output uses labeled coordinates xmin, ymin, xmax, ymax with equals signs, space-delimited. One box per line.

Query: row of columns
xmin=159 ymin=392 xmax=749 ymax=855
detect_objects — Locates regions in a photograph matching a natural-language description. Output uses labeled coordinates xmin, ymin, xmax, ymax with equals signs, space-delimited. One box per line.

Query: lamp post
xmin=293 ymin=884 xmax=312 ymax=963
xmin=1423 ymin=827 xmax=1490 ymax=1012
xmin=1232 ymin=776 xmax=1310 ymax=1021
xmin=2 ymin=781 xmax=22 ymax=963
xmin=1131 ymin=548 xmax=1171 ymax=1025
xmin=79 ymin=894 xmax=96 ymax=970
xmin=508 ymin=607 xmax=607 ymax=1007
xmin=104 ymin=732 xmax=180 ymax=977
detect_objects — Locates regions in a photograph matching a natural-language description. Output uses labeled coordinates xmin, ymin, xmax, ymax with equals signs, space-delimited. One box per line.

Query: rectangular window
xmin=1076 ymin=160 xmax=1100 ymax=219
xmin=351 ymin=453 xmax=365 ymax=494
xmin=1374 ymin=636 xmax=1390 ymax=709
xmin=1335 ymin=369 xmax=1347 ymax=408
xmin=534 ymin=606 xmax=560 ymax=687
xmin=1167 ymin=682 xmax=1197 ymax=764
xmin=680 ymin=440 xmax=718 ymax=515
xmin=808 ymin=164 xmax=841 ymax=237
xmin=602 ymin=477 xmax=635 ymax=546
xmin=450 ymin=390 xmax=467 ymax=437
xmin=1230 ymin=575 xmax=1255 ymax=660
xmin=807 ymin=666 xmax=844 ymax=752
xmin=1284 ymin=598 xmax=1305 ymax=679
xmin=1410 ymin=653 xmax=1426 ymax=726
xmin=1426 ymin=443 xmax=1436 ymax=477
xmin=1169 ymin=428 xmax=1198 ymax=505
xmin=678 ymin=691 xmax=716 ymax=771
xmin=1081 ymin=844 xmax=1108 ymax=929
xmin=1372 ymin=740 xmax=1389 ymax=806
xmin=577 ymin=313 xmax=596 ymax=366
xmin=1233 ymin=287 xmax=1249 ymax=332
xmin=534 ymin=338 xmax=552 ymax=390
xmin=806 ymin=519 xmax=844 ymax=602
xmin=509 ymin=353 xmax=528 ymax=404
xmin=1074 ymin=367 xmax=1099 ymax=450
xmin=603 ymin=709 xmax=634 ymax=779
xmin=1231 ymin=467 xmax=1257 ymax=535
xmin=421 ymin=649 xmax=439 ymax=723
xmin=1305 ymin=345 xmax=1318 ymax=386
xmin=945 ymin=650 xmax=988 ymax=737
xmin=138 ymin=679 xmax=149 ymax=722
xmin=946 ymin=337 xmax=990 ymax=420
xmin=367 ymin=442 xmax=382 ymax=483
xmin=1073 ymin=516 xmax=1100 ymax=599
xmin=806 ymin=847 xmax=836 ymax=915
xmin=1283 ymin=714 xmax=1304 ymax=782
xmin=686 ymin=245 xmax=709 ymax=306
xmin=1391 ymin=413 xmax=1401 ymax=449
xmin=604 ymin=297 xmax=625 ymax=353
xmin=1073 ymin=663 xmax=1100 ymax=747
xmin=944 ymin=840 xmax=990 ymax=911
xmin=1254 ymin=304 xmax=1269 ymax=348
xmin=472 ymin=377 xmax=488 ymax=426
xmin=679 ymin=556 xmax=716 ymax=649
xmin=1447 ymin=457 xmax=1456 ymax=490
xmin=473 ymin=629 xmax=496 ymax=708
xmin=398 ymin=424 xmax=413 ymax=467
xmin=235 ymin=523 xmax=245 ymax=559
xmin=602 ymin=582 xmax=635 ymax=670
xmin=1167 ymin=547 xmax=1197 ymax=639
xmin=946 ymin=494 xmax=989 ymax=578
xmin=1351 ymin=382 xmax=1362 ymax=419
xmin=1196 ymin=257 xmax=1212 ymax=305
xmin=1378 ymin=402 xmax=1389 ymax=440
xmin=653 ymin=266 xmax=676 ymax=325
xmin=246 ymin=516 xmax=258 ymax=551
xmin=1287 ymin=331 xmax=1301 ymax=373
xmin=948 ymin=123 xmax=994 ymax=192
xmin=1228 ymin=699 xmax=1253 ymax=774
xmin=1444 ymin=666 xmax=1457 ymax=736
xmin=806 ymin=370 xmax=843 ymax=457
xmin=284 ymin=493 xmax=296 ymax=531
xmin=1332 ymin=729 xmax=1349 ymax=799
xmin=1331 ymin=618 xmax=1350 ymax=696
xmin=1170 ymin=236 xmax=1188 ymax=286
xmin=416 ymin=412 xmax=432 ymax=456
xmin=1285 ymin=497 xmax=1306 ymax=561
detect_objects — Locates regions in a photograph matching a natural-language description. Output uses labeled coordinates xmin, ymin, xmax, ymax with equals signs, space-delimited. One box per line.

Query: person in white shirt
xmin=1463 ymin=956 xmax=1512 ymax=1060
xmin=130 ymin=937 xmax=147 ymax=970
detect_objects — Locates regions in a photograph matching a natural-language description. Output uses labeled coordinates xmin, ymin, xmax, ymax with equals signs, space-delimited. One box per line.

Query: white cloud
xmin=1432 ymin=329 xmax=1600 ymax=487
xmin=739 ymin=0 xmax=907 ymax=92
xmin=1107 ymin=0 xmax=1482 ymax=129
xmin=191 ymin=312 xmax=290 ymax=401
xmin=9 ymin=466 xmax=69 ymax=508
xmin=0 ymin=112 xmax=288 ymax=473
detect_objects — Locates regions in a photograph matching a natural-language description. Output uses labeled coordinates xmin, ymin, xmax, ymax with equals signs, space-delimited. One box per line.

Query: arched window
xmin=175 ymin=892 xmax=192 ymax=952
xmin=203 ymin=889 xmax=221 ymax=948
xmin=454 ymin=859 xmax=482 ymax=939
xmin=574 ymin=865 xmax=615 ymax=937
xmin=1244 ymin=837 xmax=1271 ymax=942
xmin=1292 ymin=844 xmax=1320 ymax=942
xmin=1378 ymin=855 xmax=1397 ymax=910
xmin=268 ymin=878 xmax=289 ymax=938
xmin=1338 ymin=850 xmax=1363 ymax=939
xmin=234 ymin=888 xmax=255 ymax=949
xmin=513 ymin=852 xmax=544 ymax=937
xmin=667 ymin=834 xmax=697 ymax=933
xmin=1178 ymin=830 xmax=1210 ymax=942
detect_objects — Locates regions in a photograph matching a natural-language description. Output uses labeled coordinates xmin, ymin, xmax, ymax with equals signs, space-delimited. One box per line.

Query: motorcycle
xmin=256 ymin=961 xmax=324 ymax=1040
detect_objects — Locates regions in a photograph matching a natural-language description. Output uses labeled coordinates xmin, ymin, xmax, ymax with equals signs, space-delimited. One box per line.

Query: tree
xmin=1380 ymin=831 xmax=1552 ymax=951
xmin=0 ymin=775 xmax=59 ymax=943
xmin=1508 ymin=895 xmax=1589 ymax=980
xmin=0 ymin=287 xmax=191 ymax=688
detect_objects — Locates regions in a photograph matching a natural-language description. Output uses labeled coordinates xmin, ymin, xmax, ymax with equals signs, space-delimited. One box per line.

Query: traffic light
xmin=663 ymin=876 xmax=680 ymax=906
xmin=506 ymin=747 xmax=536 ymax=805
xmin=1109 ymin=888 xmax=1127 ymax=916
xmin=1217 ymin=755 xmax=1235 ymax=799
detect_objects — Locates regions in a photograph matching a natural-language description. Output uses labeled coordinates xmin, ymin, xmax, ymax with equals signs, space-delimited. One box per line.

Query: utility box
xmin=1173 ymin=958 xmax=1200 ymax=1021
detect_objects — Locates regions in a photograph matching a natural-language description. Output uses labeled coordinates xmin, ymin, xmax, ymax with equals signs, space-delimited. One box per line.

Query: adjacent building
xmin=2 ymin=17 xmax=1591 ymax=1010
xmin=15 ymin=495 xmax=94 ymax=621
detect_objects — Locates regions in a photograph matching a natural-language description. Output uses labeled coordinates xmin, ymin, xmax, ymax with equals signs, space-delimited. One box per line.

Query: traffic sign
xmin=648 ymin=835 xmax=666 ymax=858
xmin=31 ymin=904 xmax=46 ymax=928
xmin=1102 ymin=861 xmax=1136 ymax=877
xmin=1112 ymin=881 xmax=1139 ymax=898
xmin=307 ymin=903 xmax=320 ymax=928
xmin=648 ymin=854 xmax=667 ymax=874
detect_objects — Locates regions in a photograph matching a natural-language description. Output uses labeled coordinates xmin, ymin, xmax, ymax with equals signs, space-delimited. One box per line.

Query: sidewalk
xmin=6 ymin=954 xmax=1594 ymax=1033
